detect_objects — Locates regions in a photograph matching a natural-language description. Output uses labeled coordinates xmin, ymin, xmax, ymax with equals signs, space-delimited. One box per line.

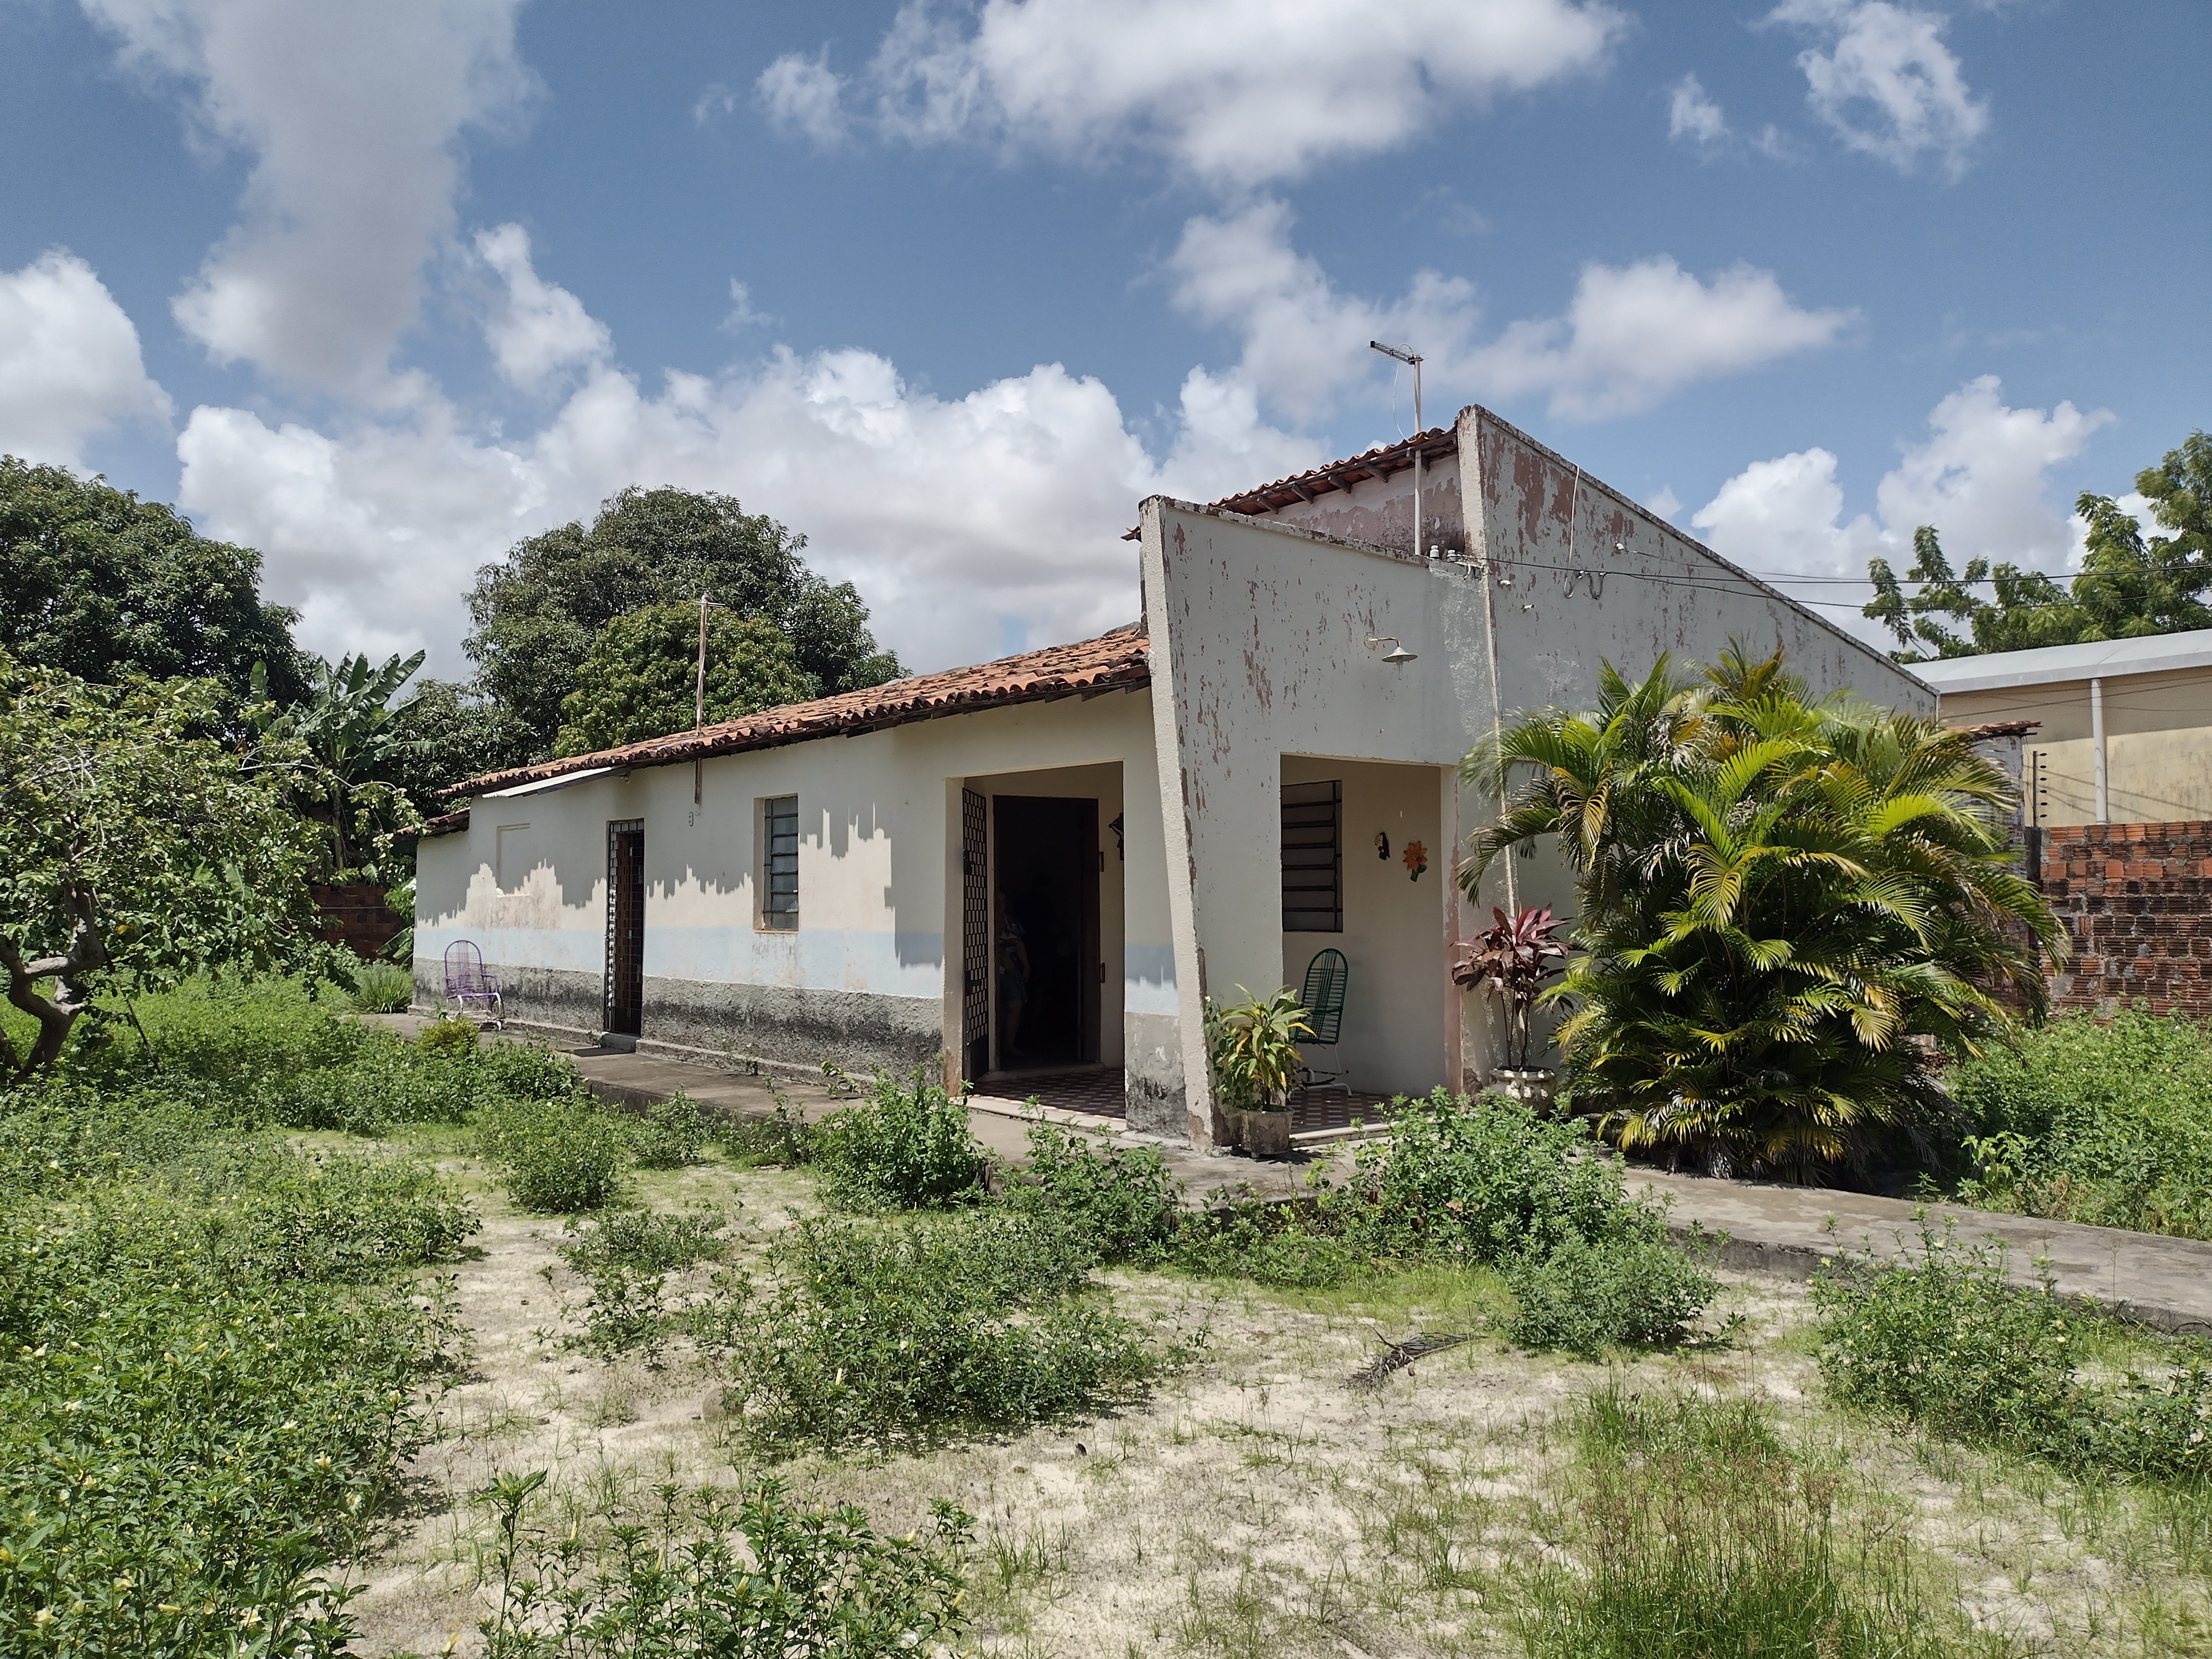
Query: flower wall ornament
xmin=1402 ymin=839 xmax=1428 ymax=880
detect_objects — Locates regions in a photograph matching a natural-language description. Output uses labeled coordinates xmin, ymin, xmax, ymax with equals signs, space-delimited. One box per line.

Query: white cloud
xmin=762 ymin=0 xmax=1627 ymax=187
xmin=756 ymin=49 xmax=848 ymax=147
xmin=1767 ymin=0 xmax=1989 ymax=178
xmin=692 ymin=81 xmax=739 ymax=126
xmin=1167 ymin=206 xmax=1854 ymax=429
xmin=1166 ymin=200 xmax=1482 ymax=426
xmin=1646 ymin=485 xmax=1683 ymax=519
xmin=1468 ymin=255 xmax=1858 ymax=421
xmin=1692 ymin=376 xmax=2112 ymax=600
xmin=0 ymin=249 xmax=173 ymax=467
xmin=174 ymin=304 xmax=1319 ymax=674
xmin=474 ymin=225 xmax=610 ymax=392
xmin=1668 ymin=73 xmax=1729 ymax=149
xmin=81 ymin=0 xmax=534 ymax=394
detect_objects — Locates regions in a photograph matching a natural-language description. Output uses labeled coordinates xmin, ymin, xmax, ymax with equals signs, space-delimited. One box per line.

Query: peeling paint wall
xmin=1251 ymin=451 xmax=1465 ymax=559
xmin=1140 ymin=404 xmax=1931 ymax=1142
xmin=415 ymin=687 xmax=1178 ymax=1102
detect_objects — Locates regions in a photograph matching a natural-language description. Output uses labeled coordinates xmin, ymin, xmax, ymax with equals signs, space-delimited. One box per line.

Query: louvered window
xmin=1281 ymin=780 xmax=1342 ymax=932
xmin=762 ymin=795 xmax=799 ymax=930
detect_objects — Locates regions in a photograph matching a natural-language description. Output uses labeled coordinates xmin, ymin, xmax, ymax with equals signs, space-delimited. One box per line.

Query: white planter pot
xmin=1490 ymin=1068 xmax=1558 ymax=1112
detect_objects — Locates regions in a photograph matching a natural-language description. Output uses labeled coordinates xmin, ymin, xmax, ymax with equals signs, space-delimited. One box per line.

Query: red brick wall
xmin=310 ymin=883 xmax=406 ymax=961
xmin=2039 ymin=822 xmax=2212 ymax=1016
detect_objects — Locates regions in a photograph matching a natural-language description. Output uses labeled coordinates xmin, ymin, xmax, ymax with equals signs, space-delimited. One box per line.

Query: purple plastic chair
xmin=442 ymin=939 xmax=503 ymax=1027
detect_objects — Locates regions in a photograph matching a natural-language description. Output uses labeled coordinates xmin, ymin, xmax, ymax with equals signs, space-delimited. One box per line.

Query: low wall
xmin=312 ymin=883 xmax=405 ymax=959
xmin=2041 ymin=822 xmax=2212 ymax=1017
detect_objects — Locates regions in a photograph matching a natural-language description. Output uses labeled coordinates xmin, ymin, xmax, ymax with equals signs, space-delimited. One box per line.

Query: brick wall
xmin=309 ymin=883 xmax=406 ymax=961
xmin=2039 ymin=822 xmax=2212 ymax=1016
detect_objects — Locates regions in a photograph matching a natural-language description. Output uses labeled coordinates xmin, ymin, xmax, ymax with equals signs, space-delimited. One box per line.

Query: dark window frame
xmin=761 ymin=794 xmax=799 ymax=931
xmin=1281 ymin=779 xmax=1342 ymax=932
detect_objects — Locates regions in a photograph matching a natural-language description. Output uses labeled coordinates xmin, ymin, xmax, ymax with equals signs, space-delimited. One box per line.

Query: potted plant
xmin=1452 ymin=904 xmax=1570 ymax=1109
xmin=1207 ymin=986 xmax=1313 ymax=1157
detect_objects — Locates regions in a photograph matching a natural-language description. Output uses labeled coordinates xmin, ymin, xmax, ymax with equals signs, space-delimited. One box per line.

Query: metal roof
xmin=1907 ymin=631 xmax=2212 ymax=695
xmin=443 ymin=623 xmax=1151 ymax=799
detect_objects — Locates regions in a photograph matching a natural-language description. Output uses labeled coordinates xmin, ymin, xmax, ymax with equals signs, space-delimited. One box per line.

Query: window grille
xmin=763 ymin=795 xmax=799 ymax=930
xmin=1281 ymin=780 xmax=1342 ymax=932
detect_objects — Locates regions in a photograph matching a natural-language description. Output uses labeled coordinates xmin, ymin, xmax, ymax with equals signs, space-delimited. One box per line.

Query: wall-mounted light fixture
xmin=1365 ymin=634 xmax=1417 ymax=666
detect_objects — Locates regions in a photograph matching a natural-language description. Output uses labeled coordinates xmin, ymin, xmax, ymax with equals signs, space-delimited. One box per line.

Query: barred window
xmin=762 ymin=795 xmax=799 ymax=930
xmin=1281 ymin=780 xmax=1342 ymax=932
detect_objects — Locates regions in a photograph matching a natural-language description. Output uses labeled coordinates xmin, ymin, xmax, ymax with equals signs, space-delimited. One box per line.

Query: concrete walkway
xmin=382 ymin=1016 xmax=2212 ymax=1334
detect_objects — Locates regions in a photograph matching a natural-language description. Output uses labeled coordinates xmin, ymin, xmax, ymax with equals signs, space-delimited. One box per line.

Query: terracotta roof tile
xmin=398 ymin=807 xmax=470 ymax=841
xmin=1208 ymin=424 xmax=1457 ymax=518
xmin=445 ymin=623 xmax=1150 ymax=798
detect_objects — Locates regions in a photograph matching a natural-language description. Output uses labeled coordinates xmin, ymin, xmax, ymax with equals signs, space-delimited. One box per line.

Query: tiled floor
xmin=974 ymin=1066 xmax=1128 ymax=1118
xmin=1286 ymin=1086 xmax=1396 ymax=1133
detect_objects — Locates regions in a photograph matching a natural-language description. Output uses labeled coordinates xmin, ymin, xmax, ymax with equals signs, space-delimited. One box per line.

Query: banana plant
xmin=251 ymin=650 xmax=426 ymax=877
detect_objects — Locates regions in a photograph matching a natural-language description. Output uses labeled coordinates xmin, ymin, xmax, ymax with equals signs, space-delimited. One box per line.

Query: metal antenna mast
xmin=1369 ymin=340 xmax=1424 ymax=556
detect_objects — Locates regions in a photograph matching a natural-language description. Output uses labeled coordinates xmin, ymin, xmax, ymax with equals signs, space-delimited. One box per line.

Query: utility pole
xmin=1369 ymin=340 xmax=1425 ymax=556
xmin=694 ymin=592 xmax=713 ymax=806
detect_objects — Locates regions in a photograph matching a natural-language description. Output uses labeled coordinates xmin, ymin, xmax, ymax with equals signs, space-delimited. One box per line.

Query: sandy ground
xmin=346 ymin=1141 xmax=2212 ymax=1659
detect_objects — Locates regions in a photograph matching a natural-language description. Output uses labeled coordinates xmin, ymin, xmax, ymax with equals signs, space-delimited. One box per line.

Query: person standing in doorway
xmin=997 ymin=891 xmax=1030 ymax=1064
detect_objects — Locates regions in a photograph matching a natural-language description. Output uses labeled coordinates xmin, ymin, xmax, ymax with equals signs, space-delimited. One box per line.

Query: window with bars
xmin=1281 ymin=780 xmax=1342 ymax=932
xmin=761 ymin=795 xmax=799 ymax=930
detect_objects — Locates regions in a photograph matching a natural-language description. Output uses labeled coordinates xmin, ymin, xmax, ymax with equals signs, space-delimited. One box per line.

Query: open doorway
xmin=992 ymin=795 xmax=1099 ymax=1071
xmin=604 ymin=819 xmax=644 ymax=1041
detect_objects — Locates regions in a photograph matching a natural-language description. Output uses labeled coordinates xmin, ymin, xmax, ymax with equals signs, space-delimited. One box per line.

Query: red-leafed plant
xmin=1453 ymin=905 xmax=1571 ymax=1071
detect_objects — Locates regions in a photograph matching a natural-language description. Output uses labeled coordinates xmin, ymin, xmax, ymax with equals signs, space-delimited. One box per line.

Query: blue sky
xmin=0 ymin=0 xmax=2202 ymax=674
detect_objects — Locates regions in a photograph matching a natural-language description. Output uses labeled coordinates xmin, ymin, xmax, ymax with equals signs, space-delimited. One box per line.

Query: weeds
xmin=720 ymin=1093 xmax=818 ymax=1168
xmin=814 ymin=1066 xmax=988 ymax=1211
xmin=1950 ymin=1008 xmax=2212 ymax=1238
xmin=707 ymin=1210 xmax=1171 ymax=1452
xmin=1519 ymin=1386 xmax=1969 ymax=1657
xmin=479 ymin=1097 xmax=634 ymax=1213
xmin=999 ymin=1121 xmax=1183 ymax=1262
xmin=557 ymin=1211 xmax=729 ymax=1361
xmin=1504 ymin=1229 xmax=1721 ymax=1358
xmin=629 ymin=1090 xmax=710 ymax=1168
xmin=345 ymin=958 xmax=415 ymax=1013
xmin=1813 ymin=1224 xmax=2212 ymax=1483
xmin=475 ymin=1472 xmax=972 ymax=1658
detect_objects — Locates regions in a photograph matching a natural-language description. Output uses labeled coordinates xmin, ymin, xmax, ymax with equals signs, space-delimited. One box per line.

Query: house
xmin=1909 ymin=634 xmax=2212 ymax=827
xmin=414 ymin=402 xmax=1928 ymax=1146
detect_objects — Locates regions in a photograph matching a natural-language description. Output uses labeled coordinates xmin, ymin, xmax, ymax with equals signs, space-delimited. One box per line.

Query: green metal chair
xmin=1296 ymin=948 xmax=1350 ymax=1094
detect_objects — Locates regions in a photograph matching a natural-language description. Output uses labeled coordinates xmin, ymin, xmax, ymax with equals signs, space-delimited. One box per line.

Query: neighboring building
xmin=1910 ymin=634 xmax=2212 ymax=827
xmin=414 ymin=402 xmax=1928 ymax=1146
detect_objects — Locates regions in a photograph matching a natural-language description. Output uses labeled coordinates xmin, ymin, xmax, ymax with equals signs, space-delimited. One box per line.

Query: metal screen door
xmin=961 ymin=787 xmax=989 ymax=1082
xmin=604 ymin=819 xmax=645 ymax=1036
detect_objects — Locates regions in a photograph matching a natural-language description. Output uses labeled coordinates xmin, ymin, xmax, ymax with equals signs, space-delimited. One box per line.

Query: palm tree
xmin=1461 ymin=644 xmax=2061 ymax=1180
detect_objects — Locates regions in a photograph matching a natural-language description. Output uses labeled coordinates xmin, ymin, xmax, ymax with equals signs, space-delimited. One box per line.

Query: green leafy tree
xmin=1866 ymin=431 xmax=2212 ymax=659
xmin=466 ymin=487 xmax=901 ymax=753
xmin=1462 ymin=644 xmax=2060 ymax=1178
xmin=382 ymin=677 xmax=538 ymax=807
xmin=252 ymin=651 xmax=429 ymax=877
xmin=0 ymin=455 xmax=306 ymax=703
xmin=0 ymin=654 xmax=319 ymax=1076
xmin=554 ymin=603 xmax=821 ymax=755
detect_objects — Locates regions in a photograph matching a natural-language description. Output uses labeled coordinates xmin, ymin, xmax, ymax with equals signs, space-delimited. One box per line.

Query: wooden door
xmin=604 ymin=820 xmax=645 ymax=1036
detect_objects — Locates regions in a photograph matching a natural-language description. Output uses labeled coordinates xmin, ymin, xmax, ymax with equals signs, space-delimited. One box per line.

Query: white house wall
xmin=1141 ymin=405 xmax=1929 ymax=1139
xmin=415 ymin=686 xmax=1182 ymax=1119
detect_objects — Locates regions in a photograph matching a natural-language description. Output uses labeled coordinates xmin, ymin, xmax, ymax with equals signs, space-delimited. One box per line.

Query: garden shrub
xmin=629 ymin=1089 xmax=710 ymax=1168
xmin=1813 ymin=1225 xmax=2212 ymax=1480
xmin=1949 ymin=1008 xmax=2212 ymax=1238
xmin=1504 ymin=1229 xmax=1720 ymax=1358
xmin=345 ymin=958 xmax=415 ymax=1013
xmin=1174 ymin=1206 xmax=1359 ymax=1289
xmin=0 ymin=1177 xmax=456 ymax=1655
xmin=169 ymin=1143 xmax=479 ymax=1280
xmin=1334 ymin=1090 xmax=1645 ymax=1264
xmin=998 ymin=1121 xmax=1183 ymax=1262
xmin=417 ymin=1011 xmax=481 ymax=1058
xmin=558 ymin=1210 xmax=728 ymax=1360
xmin=477 ymin=1474 xmax=972 ymax=1659
xmin=721 ymin=1096 xmax=819 ymax=1167
xmin=708 ymin=1210 xmax=1165 ymax=1451
xmin=813 ymin=1066 xmax=988 ymax=1211
xmin=480 ymin=1098 xmax=635 ymax=1213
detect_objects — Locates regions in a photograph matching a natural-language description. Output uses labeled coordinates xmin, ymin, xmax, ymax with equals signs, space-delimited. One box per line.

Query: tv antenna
xmin=1369 ymin=340 xmax=1426 ymax=559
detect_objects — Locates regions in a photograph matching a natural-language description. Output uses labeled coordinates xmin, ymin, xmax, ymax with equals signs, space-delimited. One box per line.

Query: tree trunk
xmin=1 ymin=886 xmax=107 ymax=1078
